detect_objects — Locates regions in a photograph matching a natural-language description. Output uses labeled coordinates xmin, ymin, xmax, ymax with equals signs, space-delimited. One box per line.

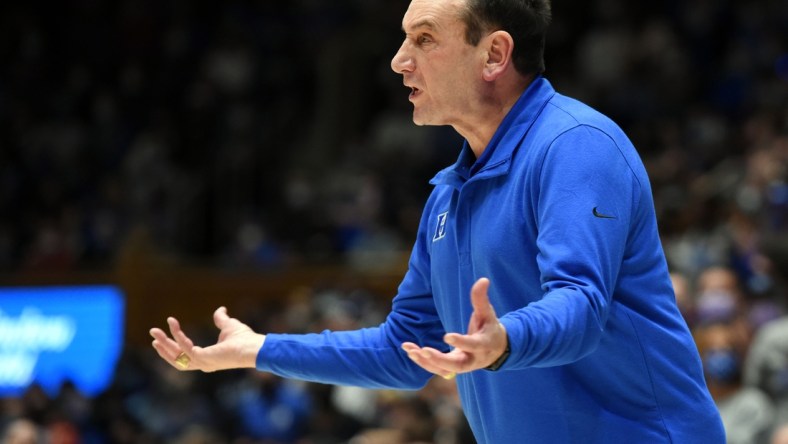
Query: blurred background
xmin=0 ymin=0 xmax=786 ymax=443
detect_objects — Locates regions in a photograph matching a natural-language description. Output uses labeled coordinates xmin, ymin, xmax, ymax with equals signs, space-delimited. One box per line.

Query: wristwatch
xmin=484 ymin=333 xmax=511 ymax=371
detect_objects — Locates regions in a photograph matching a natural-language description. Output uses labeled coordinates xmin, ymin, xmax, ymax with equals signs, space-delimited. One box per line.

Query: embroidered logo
xmin=433 ymin=211 xmax=449 ymax=242
xmin=592 ymin=206 xmax=616 ymax=219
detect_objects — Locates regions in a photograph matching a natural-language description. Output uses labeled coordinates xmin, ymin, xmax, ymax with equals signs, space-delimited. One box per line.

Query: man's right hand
xmin=150 ymin=306 xmax=265 ymax=372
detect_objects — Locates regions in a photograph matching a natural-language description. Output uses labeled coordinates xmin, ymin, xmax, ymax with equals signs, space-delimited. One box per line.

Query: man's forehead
xmin=402 ymin=0 xmax=464 ymax=32
xmin=403 ymin=17 xmax=439 ymax=32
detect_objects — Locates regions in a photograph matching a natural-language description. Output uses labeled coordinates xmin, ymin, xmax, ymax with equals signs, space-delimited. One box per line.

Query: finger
xmin=150 ymin=328 xmax=183 ymax=358
xmin=151 ymin=340 xmax=183 ymax=369
xmin=149 ymin=327 xmax=168 ymax=342
xmin=421 ymin=347 xmax=471 ymax=370
xmin=403 ymin=342 xmax=472 ymax=376
xmin=152 ymin=324 xmax=199 ymax=370
xmin=167 ymin=317 xmax=195 ymax=354
xmin=213 ymin=306 xmax=229 ymax=329
xmin=401 ymin=342 xmax=421 ymax=354
xmin=409 ymin=351 xmax=455 ymax=378
xmin=151 ymin=334 xmax=192 ymax=372
xmin=401 ymin=342 xmax=425 ymax=364
xmin=411 ymin=347 xmax=468 ymax=377
xmin=402 ymin=343 xmax=450 ymax=376
xmin=470 ymin=277 xmax=496 ymax=321
xmin=444 ymin=332 xmax=486 ymax=353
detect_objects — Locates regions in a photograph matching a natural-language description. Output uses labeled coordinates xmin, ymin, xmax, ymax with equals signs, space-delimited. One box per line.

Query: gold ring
xmin=175 ymin=352 xmax=191 ymax=370
xmin=442 ymin=372 xmax=456 ymax=380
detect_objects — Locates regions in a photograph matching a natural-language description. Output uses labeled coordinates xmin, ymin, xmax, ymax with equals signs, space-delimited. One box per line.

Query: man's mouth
xmin=409 ymin=87 xmax=421 ymax=100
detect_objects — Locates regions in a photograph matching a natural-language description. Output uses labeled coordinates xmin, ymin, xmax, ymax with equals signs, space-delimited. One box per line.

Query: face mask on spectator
xmin=703 ymin=348 xmax=741 ymax=385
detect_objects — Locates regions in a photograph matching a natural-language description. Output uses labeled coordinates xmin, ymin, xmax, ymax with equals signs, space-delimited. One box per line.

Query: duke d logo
xmin=433 ymin=211 xmax=448 ymax=242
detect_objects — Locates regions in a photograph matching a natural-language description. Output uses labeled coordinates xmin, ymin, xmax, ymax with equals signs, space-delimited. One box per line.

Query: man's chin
xmin=411 ymin=111 xmax=429 ymax=126
xmin=412 ymin=108 xmax=447 ymax=127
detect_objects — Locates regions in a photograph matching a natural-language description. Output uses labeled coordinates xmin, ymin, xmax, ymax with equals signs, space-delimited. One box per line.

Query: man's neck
xmin=456 ymin=74 xmax=533 ymax=158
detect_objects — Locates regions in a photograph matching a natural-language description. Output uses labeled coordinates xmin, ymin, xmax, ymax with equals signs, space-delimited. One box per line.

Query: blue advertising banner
xmin=0 ymin=285 xmax=125 ymax=397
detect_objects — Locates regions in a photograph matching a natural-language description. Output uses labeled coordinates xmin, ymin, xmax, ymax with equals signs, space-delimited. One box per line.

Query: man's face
xmin=391 ymin=0 xmax=483 ymax=126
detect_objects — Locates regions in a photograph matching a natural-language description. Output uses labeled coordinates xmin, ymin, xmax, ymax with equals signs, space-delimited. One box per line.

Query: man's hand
xmin=402 ymin=277 xmax=508 ymax=379
xmin=150 ymin=306 xmax=265 ymax=372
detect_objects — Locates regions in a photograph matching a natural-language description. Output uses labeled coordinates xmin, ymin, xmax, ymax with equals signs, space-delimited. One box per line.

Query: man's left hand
xmin=401 ymin=277 xmax=508 ymax=379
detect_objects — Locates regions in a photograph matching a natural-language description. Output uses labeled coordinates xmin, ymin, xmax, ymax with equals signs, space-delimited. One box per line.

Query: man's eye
xmin=417 ymin=35 xmax=432 ymax=45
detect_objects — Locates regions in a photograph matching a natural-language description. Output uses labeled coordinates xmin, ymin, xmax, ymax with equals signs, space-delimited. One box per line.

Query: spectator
xmin=696 ymin=320 xmax=775 ymax=444
xmin=218 ymin=371 xmax=312 ymax=443
xmin=745 ymin=317 xmax=788 ymax=428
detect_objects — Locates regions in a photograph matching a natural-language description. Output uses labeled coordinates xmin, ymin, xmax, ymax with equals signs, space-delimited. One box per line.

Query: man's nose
xmin=391 ymin=41 xmax=414 ymax=74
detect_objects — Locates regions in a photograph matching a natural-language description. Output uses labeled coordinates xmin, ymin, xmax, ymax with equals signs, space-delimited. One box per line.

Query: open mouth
xmin=409 ymin=87 xmax=421 ymax=100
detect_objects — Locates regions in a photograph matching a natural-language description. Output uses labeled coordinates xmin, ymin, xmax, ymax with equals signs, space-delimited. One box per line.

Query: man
xmin=151 ymin=0 xmax=726 ymax=442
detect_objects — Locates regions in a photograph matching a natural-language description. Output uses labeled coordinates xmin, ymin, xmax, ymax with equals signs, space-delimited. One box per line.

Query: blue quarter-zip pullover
xmin=258 ymin=77 xmax=725 ymax=443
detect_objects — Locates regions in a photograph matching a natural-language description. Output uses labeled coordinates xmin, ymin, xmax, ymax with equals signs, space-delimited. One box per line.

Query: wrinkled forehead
xmin=402 ymin=0 xmax=467 ymax=33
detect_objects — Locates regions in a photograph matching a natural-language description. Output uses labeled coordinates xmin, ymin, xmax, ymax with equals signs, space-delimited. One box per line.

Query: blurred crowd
xmin=1 ymin=0 xmax=787 ymax=443
xmin=1 ymin=285 xmax=475 ymax=444
xmin=0 ymin=1 xmax=786 ymax=270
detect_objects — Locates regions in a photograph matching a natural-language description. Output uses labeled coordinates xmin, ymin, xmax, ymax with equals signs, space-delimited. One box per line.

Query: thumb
xmin=470 ymin=277 xmax=497 ymax=321
xmin=213 ymin=306 xmax=230 ymax=329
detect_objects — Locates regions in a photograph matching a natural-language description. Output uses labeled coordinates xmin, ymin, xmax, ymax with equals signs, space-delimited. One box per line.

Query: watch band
xmin=484 ymin=333 xmax=511 ymax=371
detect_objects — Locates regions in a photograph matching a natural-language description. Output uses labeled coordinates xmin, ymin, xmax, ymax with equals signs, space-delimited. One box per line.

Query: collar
xmin=430 ymin=76 xmax=556 ymax=189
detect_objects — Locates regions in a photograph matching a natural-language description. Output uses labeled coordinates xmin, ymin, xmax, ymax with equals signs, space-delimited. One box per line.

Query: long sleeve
xmin=499 ymin=125 xmax=639 ymax=369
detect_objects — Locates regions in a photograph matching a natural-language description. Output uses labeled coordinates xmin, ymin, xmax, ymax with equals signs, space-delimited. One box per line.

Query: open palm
xmin=150 ymin=306 xmax=265 ymax=372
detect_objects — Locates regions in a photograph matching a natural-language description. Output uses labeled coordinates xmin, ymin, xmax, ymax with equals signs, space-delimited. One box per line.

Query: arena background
xmin=0 ymin=0 xmax=786 ymax=443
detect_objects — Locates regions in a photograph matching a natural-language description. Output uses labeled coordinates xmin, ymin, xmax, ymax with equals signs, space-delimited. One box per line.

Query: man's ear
xmin=482 ymin=30 xmax=514 ymax=81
